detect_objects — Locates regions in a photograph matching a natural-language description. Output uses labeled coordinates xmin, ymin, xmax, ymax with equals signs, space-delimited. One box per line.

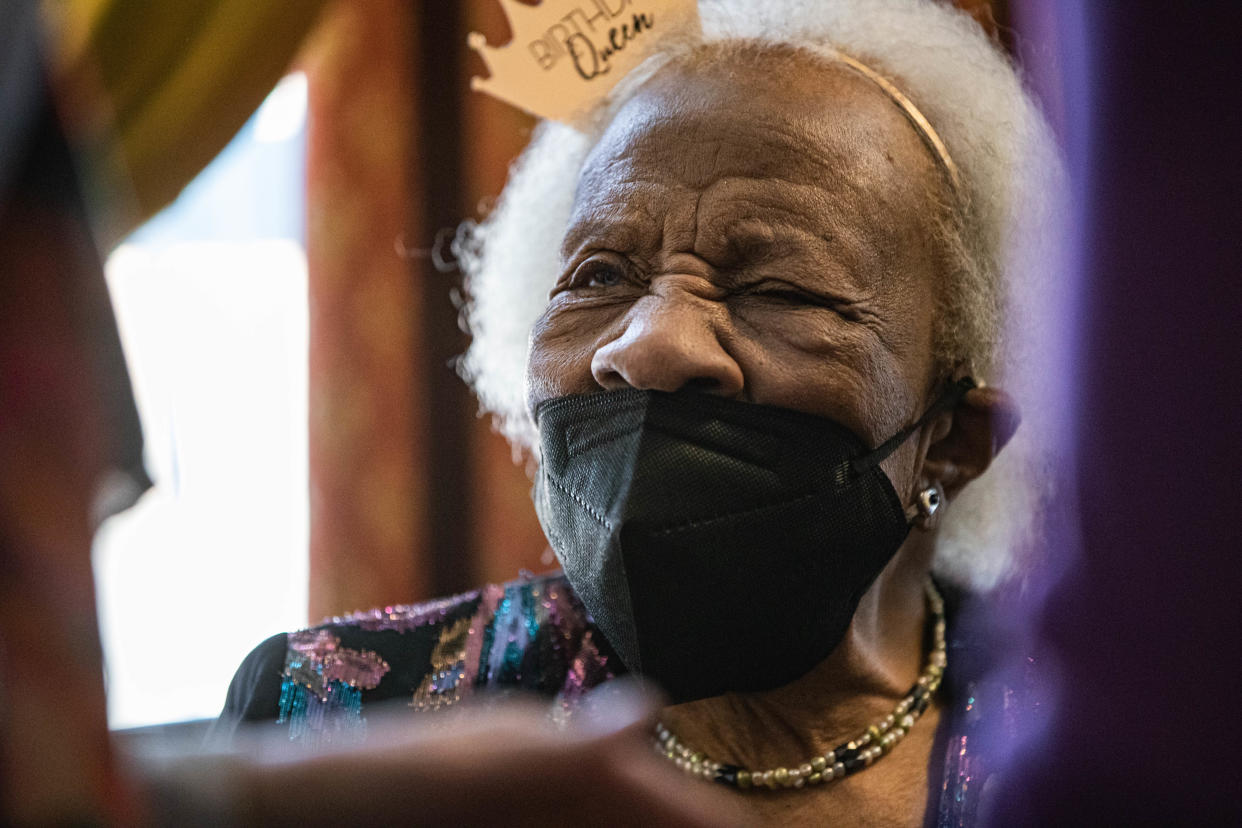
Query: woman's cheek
xmin=730 ymin=309 xmax=910 ymax=442
xmin=732 ymin=304 xmax=873 ymax=362
xmin=527 ymin=302 xmax=625 ymax=400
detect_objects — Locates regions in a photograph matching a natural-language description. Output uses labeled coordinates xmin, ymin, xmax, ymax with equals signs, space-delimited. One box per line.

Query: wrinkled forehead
xmin=574 ymin=49 xmax=942 ymax=224
xmin=571 ymin=49 xmax=944 ymax=252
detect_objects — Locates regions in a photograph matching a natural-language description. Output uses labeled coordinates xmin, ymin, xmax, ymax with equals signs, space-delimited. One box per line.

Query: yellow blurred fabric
xmin=43 ymin=0 xmax=328 ymax=244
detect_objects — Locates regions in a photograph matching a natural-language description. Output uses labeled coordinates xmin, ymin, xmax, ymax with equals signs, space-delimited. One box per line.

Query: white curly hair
xmin=459 ymin=0 xmax=1068 ymax=591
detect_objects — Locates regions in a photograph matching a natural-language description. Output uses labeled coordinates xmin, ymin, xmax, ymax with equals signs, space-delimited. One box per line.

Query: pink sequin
xmin=332 ymin=589 xmax=482 ymax=632
xmin=323 ymin=648 xmax=390 ymax=689
xmin=285 ymin=629 xmax=389 ymax=700
xmin=558 ymin=629 xmax=618 ymax=713
xmin=289 ymin=628 xmax=339 ymax=658
xmin=461 ymin=584 xmax=505 ymax=690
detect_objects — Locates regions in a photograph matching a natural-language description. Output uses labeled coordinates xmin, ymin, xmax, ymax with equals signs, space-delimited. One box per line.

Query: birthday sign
xmin=469 ymin=0 xmax=701 ymax=124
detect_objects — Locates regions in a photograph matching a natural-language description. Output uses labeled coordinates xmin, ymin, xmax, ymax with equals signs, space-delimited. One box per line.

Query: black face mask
xmin=533 ymin=379 xmax=974 ymax=704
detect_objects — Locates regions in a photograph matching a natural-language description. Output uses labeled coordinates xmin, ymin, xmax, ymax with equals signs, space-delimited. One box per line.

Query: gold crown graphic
xmin=469 ymin=0 xmax=700 ymax=124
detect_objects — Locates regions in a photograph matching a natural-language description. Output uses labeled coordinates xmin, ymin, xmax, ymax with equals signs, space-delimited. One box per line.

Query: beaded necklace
xmin=653 ymin=579 xmax=946 ymax=791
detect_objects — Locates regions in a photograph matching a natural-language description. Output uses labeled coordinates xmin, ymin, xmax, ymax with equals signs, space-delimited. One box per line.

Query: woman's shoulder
xmin=214 ymin=571 xmax=623 ymax=746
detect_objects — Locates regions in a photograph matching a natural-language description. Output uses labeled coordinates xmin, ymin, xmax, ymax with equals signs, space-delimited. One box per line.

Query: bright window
xmin=94 ymin=75 xmax=310 ymax=729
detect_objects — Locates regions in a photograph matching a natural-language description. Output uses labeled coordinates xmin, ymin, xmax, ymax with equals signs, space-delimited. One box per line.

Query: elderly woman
xmin=218 ymin=1 xmax=1060 ymax=824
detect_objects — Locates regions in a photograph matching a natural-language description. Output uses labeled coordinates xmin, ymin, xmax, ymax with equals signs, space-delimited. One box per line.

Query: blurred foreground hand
xmin=127 ymin=681 xmax=750 ymax=827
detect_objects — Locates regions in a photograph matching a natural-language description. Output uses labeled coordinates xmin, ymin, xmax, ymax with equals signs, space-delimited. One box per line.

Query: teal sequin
xmin=522 ymin=583 xmax=541 ymax=641
xmin=278 ymin=632 xmax=385 ymax=747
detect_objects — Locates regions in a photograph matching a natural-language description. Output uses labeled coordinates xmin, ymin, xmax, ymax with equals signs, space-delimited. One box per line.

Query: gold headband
xmin=836 ymin=53 xmax=964 ymax=200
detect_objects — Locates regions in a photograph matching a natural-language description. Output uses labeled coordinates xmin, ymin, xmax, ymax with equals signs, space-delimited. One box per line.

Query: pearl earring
xmin=917 ymin=485 xmax=942 ymax=519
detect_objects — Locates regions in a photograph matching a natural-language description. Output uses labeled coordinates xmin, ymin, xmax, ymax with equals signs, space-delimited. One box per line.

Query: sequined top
xmin=215 ymin=571 xmax=1024 ymax=827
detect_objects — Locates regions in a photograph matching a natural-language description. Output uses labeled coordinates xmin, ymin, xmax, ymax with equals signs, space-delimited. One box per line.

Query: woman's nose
xmin=590 ymin=295 xmax=744 ymax=395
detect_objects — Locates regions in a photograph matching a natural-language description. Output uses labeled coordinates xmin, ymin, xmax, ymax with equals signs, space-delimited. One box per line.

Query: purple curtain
xmin=997 ymin=3 xmax=1242 ymax=822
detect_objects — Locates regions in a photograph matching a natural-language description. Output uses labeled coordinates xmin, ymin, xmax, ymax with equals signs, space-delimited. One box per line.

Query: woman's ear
xmin=921 ymin=386 xmax=1021 ymax=498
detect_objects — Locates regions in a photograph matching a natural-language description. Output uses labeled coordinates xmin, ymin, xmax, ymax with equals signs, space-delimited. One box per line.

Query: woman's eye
xmin=754 ymin=285 xmax=813 ymax=305
xmin=572 ymin=259 xmax=626 ymax=288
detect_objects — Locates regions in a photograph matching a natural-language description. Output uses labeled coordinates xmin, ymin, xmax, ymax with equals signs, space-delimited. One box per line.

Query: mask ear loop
xmin=849 ymin=377 xmax=977 ymax=479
